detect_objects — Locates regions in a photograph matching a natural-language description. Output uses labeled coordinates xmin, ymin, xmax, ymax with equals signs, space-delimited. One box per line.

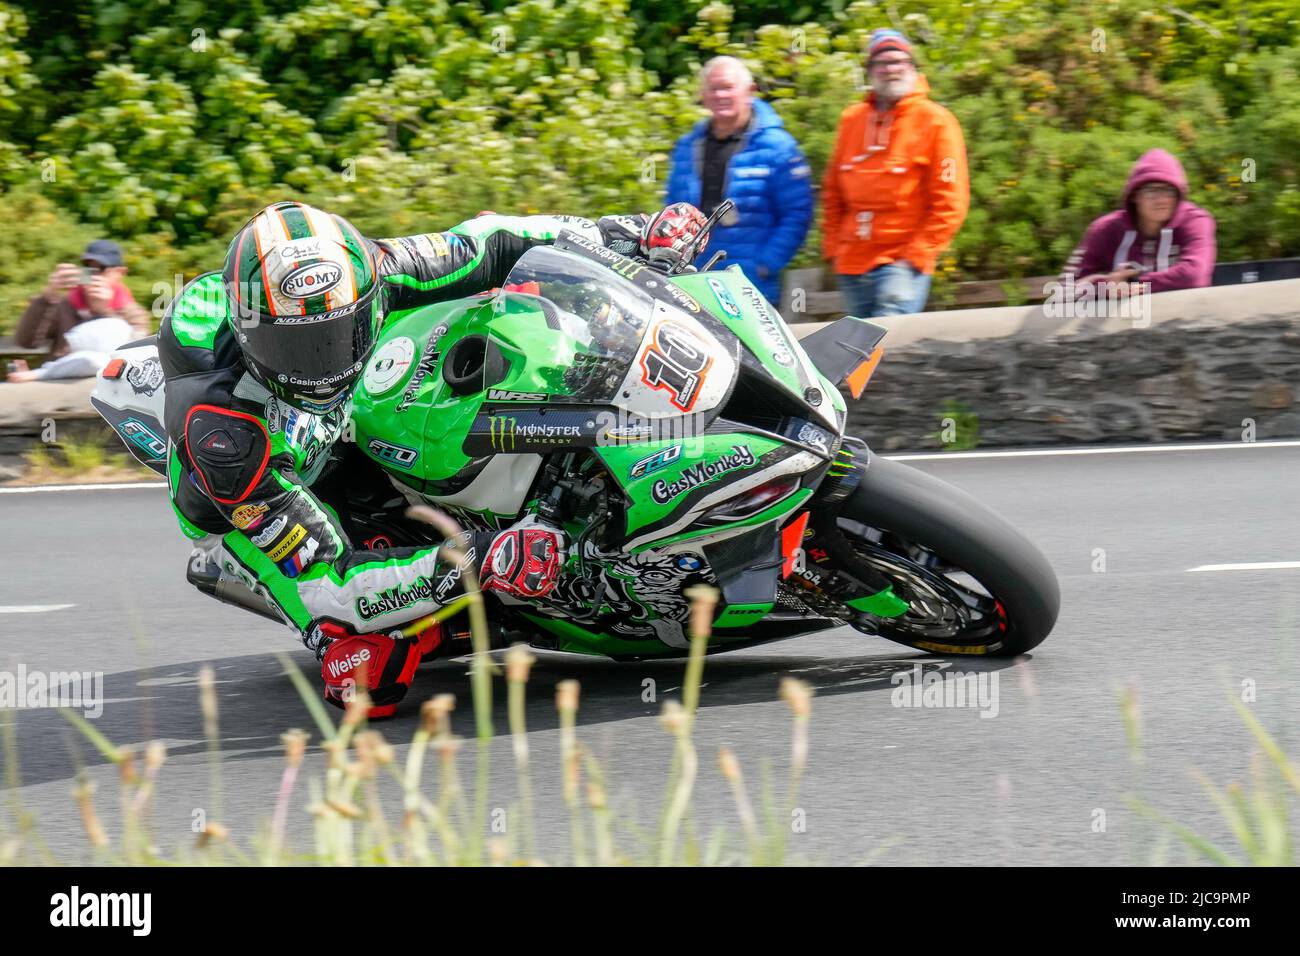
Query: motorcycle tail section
xmin=89 ymin=336 xmax=169 ymax=476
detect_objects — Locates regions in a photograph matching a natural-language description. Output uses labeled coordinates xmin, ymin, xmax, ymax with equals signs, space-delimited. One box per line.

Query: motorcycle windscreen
xmin=484 ymin=245 xmax=735 ymax=419
xmin=486 ymin=245 xmax=655 ymax=406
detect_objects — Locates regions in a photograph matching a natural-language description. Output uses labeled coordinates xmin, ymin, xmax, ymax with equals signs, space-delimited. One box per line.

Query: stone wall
xmin=2 ymin=279 xmax=1297 ymax=477
xmin=0 ymin=378 xmax=100 ymax=479
xmin=793 ymin=279 xmax=1300 ymax=450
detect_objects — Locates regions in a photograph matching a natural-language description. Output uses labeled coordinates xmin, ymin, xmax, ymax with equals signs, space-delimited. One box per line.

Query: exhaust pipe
xmin=187 ymin=556 xmax=287 ymax=625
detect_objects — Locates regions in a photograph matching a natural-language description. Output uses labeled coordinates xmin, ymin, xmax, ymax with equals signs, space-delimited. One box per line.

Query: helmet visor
xmin=234 ymin=292 xmax=380 ymax=410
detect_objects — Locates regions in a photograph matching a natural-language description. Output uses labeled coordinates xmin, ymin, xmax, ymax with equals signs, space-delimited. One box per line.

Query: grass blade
xmin=57 ymin=708 xmax=121 ymax=763
xmin=276 ymin=651 xmax=337 ymax=742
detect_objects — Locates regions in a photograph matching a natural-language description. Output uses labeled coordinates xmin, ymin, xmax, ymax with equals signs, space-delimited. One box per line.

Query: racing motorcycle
xmin=92 ymin=204 xmax=1059 ymax=659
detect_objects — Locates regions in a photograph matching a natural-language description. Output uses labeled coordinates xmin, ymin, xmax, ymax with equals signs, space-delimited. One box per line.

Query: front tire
xmin=837 ymin=451 xmax=1060 ymax=656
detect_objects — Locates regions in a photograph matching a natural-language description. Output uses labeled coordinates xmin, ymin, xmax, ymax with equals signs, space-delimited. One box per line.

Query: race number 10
xmin=639 ymin=321 xmax=713 ymax=412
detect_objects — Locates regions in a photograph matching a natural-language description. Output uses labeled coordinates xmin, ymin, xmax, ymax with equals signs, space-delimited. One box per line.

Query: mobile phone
xmin=80 ymin=266 xmax=95 ymax=284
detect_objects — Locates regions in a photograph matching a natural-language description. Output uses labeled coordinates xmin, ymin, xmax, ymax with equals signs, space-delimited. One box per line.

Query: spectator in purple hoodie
xmin=1061 ymin=148 xmax=1216 ymax=294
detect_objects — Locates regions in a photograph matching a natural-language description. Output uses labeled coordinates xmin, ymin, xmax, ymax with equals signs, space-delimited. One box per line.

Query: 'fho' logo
xmin=367 ymin=438 xmax=418 ymax=468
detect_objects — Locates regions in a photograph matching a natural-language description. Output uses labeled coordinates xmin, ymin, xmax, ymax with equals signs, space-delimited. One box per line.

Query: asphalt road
xmin=1 ymin=442 xmax=1298 ymax=865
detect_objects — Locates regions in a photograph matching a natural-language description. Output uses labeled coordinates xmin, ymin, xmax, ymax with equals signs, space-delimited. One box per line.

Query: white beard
xmin=872 ymin=72 xmax=917 ymax=104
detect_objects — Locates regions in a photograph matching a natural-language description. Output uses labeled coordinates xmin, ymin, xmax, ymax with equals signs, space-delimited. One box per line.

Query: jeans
xmin=836 ymin=262 xmax=932 ymax=318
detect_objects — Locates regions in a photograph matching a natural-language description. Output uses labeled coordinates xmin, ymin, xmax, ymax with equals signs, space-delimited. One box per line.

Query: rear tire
xmin=838 ymin=451 xmax=1060 ymax=656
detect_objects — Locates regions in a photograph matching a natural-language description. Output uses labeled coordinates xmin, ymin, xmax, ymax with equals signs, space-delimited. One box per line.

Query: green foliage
xmin=0 ymin=186 xmax=99 ymax=328
xmin=0 ymin=3 xmax=35 ymax=182
xmin=931 ymin=399 xmax=980 ymax=450
xmin=20 ymin=430 xmax=146 ymax=483
xmin=1 ymin=0 xmax=1299 ymax=317
xmin=0 ymin=185 xmax=225 ymax=337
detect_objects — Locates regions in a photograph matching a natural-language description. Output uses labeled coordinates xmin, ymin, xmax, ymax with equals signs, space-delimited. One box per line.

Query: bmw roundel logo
xmin=675 ymin=554 xmax=703 ymax=572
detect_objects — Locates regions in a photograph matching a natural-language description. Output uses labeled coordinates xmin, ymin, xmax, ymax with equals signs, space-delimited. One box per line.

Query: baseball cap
xmin=81 ymin=239 xmax=124 ymax=268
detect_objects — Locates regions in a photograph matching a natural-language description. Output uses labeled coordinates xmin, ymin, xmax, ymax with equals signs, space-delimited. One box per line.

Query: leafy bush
xmin=1 ymin=0 xmax=1300 ymax=321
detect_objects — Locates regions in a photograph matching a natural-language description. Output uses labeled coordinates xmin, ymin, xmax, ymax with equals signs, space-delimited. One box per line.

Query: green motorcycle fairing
xmin=348 ymin=243 xmax=898 ymax=655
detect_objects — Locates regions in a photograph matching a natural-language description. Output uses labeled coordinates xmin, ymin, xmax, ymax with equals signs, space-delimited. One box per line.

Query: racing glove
xmin=480 ymin=520 xmax=566 ymax=600
xmin=640 ymin=202 xmax=709 ymax=270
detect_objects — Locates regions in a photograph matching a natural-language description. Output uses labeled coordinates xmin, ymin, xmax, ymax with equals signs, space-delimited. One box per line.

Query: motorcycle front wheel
xmin=836 ymin=451 xmax=1060 ymax=657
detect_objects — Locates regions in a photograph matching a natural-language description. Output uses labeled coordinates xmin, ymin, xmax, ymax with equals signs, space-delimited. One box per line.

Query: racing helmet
xmin=224 ymin=200 xmax=382 ymax=414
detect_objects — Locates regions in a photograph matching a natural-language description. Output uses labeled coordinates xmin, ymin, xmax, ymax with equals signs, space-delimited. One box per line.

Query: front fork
xmin=784 ymin=438 xmax=909 ymax=623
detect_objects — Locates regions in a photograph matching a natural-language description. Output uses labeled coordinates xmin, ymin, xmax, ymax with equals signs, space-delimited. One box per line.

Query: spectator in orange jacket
xmin=822 ymin=29 xmax=969 ymax=317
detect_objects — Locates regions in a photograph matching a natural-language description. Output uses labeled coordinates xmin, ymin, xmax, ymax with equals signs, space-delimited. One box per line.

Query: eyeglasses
xmin=1135 ymin=184 xmax=1178 ymax=198
xmin=869 ymin=56 xmax=913 ymax=70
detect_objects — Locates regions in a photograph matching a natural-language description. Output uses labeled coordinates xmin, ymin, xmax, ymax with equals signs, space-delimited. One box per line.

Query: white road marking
xmin=136 ymin=675 xmax=237 ymax=687
xmin=890 ymin=439 xmax=1300 ymax=462
xmin=1187 ymin=561 xmax=1300 ymax=573
xmin=0 ymin=481 xmax=166 ymax=494
xmin=0 ymin=604 xmax=76 ymax=613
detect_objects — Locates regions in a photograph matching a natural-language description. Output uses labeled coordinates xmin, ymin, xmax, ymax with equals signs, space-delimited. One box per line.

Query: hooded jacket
xmin=821 ymin=73 xmax=970 ymax=276
xmin=665 ymin=98 xmax=814 ymax=302
xmin=1061 ymin=149 xmax=1216 ymax=292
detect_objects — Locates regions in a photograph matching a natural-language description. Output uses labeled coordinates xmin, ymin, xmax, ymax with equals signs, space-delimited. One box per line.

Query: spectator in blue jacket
xmin=665 ymin=56 xmax=814 ymax=304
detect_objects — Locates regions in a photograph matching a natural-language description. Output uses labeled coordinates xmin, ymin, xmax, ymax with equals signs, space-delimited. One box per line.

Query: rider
xmin=159 ymin=199 xmax=709 ymax=717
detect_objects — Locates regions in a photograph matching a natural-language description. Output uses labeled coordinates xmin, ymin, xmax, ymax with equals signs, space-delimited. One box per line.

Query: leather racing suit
xmin=159 ymin=212 xmax=648 ymax=656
